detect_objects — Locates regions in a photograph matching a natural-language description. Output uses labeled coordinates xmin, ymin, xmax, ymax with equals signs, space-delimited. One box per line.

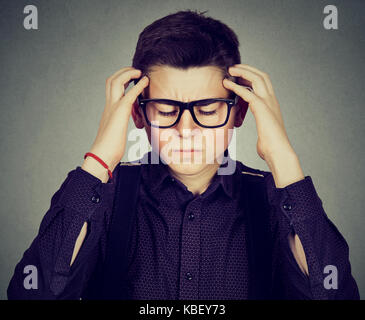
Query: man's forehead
xmin=144 ymin=65 xmax=230 ymax=99
xmin=147 ymin=65 xmax=224 ymax=79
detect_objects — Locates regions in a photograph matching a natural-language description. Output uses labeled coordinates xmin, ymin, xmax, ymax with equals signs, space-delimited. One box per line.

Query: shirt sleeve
xmin=264 ymin=173 xmax=360 ymax=300
xmin=7 ymin=166 xmax=117 ymax=300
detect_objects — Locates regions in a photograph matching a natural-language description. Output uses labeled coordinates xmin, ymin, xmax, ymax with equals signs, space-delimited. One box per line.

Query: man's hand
xmin=223 ymin=63 xmax=305 ymax=188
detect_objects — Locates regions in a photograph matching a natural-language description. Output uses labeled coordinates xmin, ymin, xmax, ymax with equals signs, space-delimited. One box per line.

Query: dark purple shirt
xmin=7 ymin=153 xmax=360 ymax=299
xmin=127 ymin=157 xmax=250 ymax=299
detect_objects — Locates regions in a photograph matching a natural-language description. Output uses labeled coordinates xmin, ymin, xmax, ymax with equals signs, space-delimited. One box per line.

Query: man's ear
xmin=131 ymin=100 xmax=145 ymax=129
xmin=234 ymin=97 xmax=249 ymax=127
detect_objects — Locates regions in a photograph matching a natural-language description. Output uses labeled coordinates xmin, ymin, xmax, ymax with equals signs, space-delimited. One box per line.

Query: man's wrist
xmin=266 ymin=152 xmax=305 ymax=188
xmin=81 ymin=157 xmax=109 ymax=183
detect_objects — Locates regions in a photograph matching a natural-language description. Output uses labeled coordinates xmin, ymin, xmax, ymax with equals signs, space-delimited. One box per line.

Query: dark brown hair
xmin=132 ymin=9 xmax=241 ymax=89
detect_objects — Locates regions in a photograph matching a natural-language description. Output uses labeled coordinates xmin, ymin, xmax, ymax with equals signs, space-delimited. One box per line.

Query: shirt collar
xmin=212 ymin=155 xmax=236 ymax=199
xmin=139 ymin=151 xmax=172 ymax=192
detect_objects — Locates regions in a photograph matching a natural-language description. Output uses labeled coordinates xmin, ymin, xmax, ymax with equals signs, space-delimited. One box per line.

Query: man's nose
xmin=175 ymin=109 xmax=199 ymax=136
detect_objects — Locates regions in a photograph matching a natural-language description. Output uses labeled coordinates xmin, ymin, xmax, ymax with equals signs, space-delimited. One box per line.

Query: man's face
xmin=132 ymin=65 xmax=245 ymax=175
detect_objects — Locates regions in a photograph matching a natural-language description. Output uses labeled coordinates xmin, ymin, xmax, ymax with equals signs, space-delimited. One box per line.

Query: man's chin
xmin=167 ymin=161 xmax=216 ymax=176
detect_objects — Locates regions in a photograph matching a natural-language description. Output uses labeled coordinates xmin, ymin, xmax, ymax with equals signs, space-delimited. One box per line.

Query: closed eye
xmin=197 ymin=110 xmax=217 ymax=115
xmin=158 ymin=110 xmax=178 ymax=117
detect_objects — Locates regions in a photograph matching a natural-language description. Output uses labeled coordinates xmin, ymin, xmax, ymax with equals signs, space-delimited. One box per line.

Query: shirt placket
xmin=178 ymin=197 xmax=202 ymax=300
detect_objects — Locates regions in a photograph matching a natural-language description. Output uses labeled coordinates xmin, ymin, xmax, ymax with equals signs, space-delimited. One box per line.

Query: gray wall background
xmin=0 ymin=0 xmax=364 ymax=299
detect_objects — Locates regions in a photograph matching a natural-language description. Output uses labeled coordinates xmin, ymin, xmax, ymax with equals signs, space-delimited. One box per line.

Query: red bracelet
xmin=84 ymin=152 xmax=113 ymax=180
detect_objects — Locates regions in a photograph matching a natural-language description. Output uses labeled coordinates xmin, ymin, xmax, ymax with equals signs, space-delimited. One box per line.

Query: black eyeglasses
xmin=137 ymin=94 xmax=239 ymax=128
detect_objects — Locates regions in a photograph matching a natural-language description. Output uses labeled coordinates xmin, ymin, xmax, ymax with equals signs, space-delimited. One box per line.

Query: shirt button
xmin=282 ymin=203 xmax=292 ymax=211
xmin=171 ymin=177 xmax=175 ymax=182
xmin=188 ymin=213 xmax=195 ymax=221
xmin=185 ymin=272 xmax=193 ymax=281
xmin=91 ymin=195 xmax=100 ymax=203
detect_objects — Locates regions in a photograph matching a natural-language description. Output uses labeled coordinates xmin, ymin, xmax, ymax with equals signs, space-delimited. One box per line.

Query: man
xmin=8 ymin=10 xmax=359 ymax=299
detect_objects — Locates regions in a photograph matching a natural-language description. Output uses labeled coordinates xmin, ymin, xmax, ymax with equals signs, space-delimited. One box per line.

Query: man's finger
xmin=223 ymin=78 xmax=266 ymax=117
xmin=228 ymin=66 xmax=270 ymax=99
xmin=118 ymin=76 xmax=149 ymax=112
xmin=233 ymin=64 xmax=275 ymax=95
xmin=106 ymin=67 xmax=136 ymax=105
xmin=110 ymin=69 xmax=142 ymax=105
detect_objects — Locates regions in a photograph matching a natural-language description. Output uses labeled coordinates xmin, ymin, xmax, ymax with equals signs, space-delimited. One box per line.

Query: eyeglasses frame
xmin=137 ymin=94 xmax=240 ymax=128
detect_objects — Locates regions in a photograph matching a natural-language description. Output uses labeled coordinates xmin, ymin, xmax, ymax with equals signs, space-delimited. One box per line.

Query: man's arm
xmin=7 ymin=166 xmax=116 ymax=299
xmin=223 ymin=63 xmax=359 ymax=299
xmin=265 ymin=169 xmax=360 ymax=300
xmin=266 ymin=152 xmax=309 ymax=275
xmin=68 ymin=157 xmax=112 ymax=267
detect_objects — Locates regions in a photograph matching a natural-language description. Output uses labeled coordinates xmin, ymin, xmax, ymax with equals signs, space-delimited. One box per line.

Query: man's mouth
xmin=173 ymin=149 xmax=202 ymax=153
